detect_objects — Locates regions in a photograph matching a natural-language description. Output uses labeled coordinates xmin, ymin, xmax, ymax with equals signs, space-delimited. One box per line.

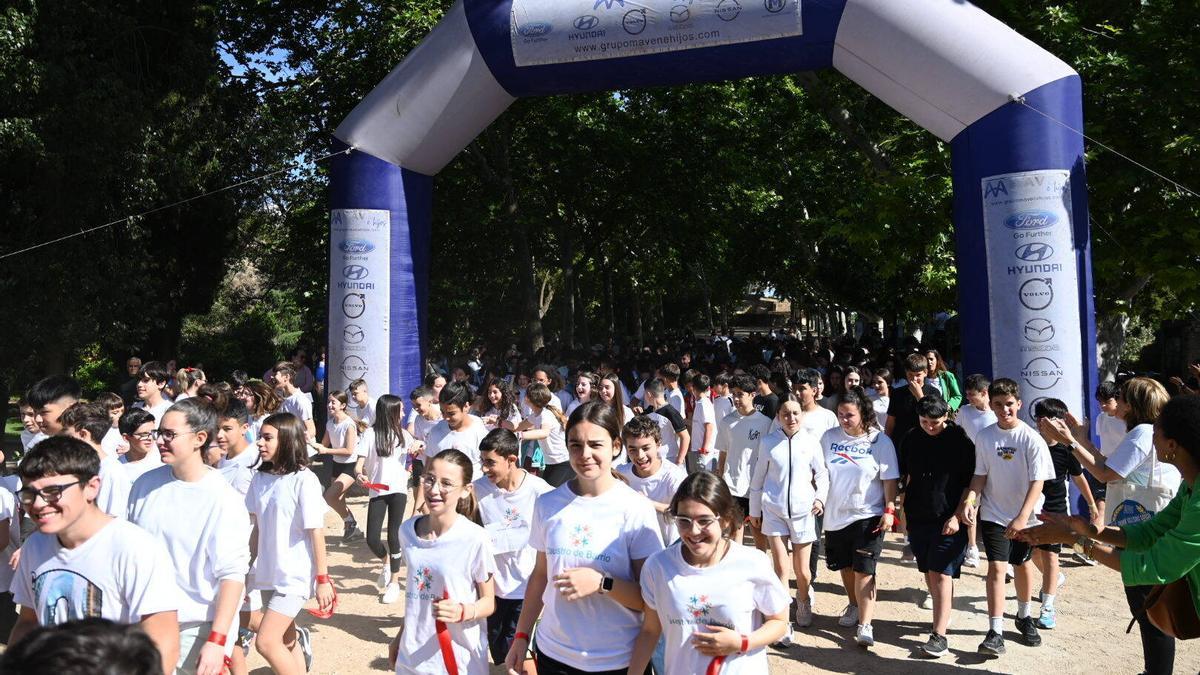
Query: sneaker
xmin=964 ymin=547 xmax=981 ymax=568
xmin=1057 ymin=571 xmax=1067 ymax=589
xmin=795 ymin=601 xmax=813 ymax=628
xmin=1073 ymin=550 xmax=1098 ymax=566
xmin=1036 ymin=606 xmax=1057 ymax=630
xmin=1015 ymin=616 xmax=1042 ymax=647
xmin=855 ymin=623 xmax=875 ymax=647
xmin=921 ymin=632 xmax=949 ymax=657
xmin=978 ymin=629 xmax=1006 ymax=655
xmin=900 ymin=544 xmax=916 ymax=563
xmin=1005 ymin=568 xmax=1015 ymax=583
xmin=236 ymin=627 xmax=256 ymax=656
xmin=920 ymin=591 xmax=934 ymax=610
xmin=770 ymin=628 xmax=794 ymax=649
xmin=343 ymin=524 xmax=364 ymax=543
xmin=382 ymin=581 xmax=402 ymax=604
xmin=342 ymin=518 xmax=357 ymax=538
xmin=376 ymin=562 xmax=391 ymax=591
xmin=295 ymin=625 xmax=314 ymax=671
xmin=838 ymin=604 xmax=859 ymax=627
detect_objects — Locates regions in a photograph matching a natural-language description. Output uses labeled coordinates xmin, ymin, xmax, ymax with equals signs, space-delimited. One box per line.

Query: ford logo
xmin=1004 ymin=210 xmax=1058 ymax=230
xmin=574 ymin=15 xmax=599 ymax=30
xmin=518 ymin=22 xmax=552 ymax=37
xmin=340 ymin=240 xmax=375 ymax=253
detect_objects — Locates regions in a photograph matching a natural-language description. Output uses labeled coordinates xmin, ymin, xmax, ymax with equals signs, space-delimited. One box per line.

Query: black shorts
xmin=330 ymin=461 xmax=357 ymax=479
xmin=824 ymin=516 xmax=885 ymax=575
xmin=1085 ymin=472 xmax=1107 ymax=501
xmin=733 ymin=496 xmax=750 ymax=524
xmin=1035 ymin=503 xmax=1068 ymax=552
xmin=908 ymin=522 xmax=969 ymax=578
xmin=410 ymin=459 xmax=425 ymax=488
xmin=980 ymin=521 xmax=1033 ymax=565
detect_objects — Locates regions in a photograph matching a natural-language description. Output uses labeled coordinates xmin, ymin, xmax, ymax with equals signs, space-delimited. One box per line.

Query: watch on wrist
xmin=599 ymin=576 xmax=615 ymax=594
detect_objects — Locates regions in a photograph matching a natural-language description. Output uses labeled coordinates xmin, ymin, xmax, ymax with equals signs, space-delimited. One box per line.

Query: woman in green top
xmin=1021 ymin=394 xmax=1200 ymax=675
xmin=924 ymin=348 xmax=962 ymax=411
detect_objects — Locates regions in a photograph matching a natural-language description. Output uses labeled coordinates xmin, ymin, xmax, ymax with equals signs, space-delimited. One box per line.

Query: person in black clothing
xmin=885 ymin=352 xmax=941 ymax=444
xmin=1030 ymin=398 xmax=1096 ymax=631
xmin=900 ymin=395 xmax=976 ymax=658
xmin=749 ymin=364 xmax=780 ymax=420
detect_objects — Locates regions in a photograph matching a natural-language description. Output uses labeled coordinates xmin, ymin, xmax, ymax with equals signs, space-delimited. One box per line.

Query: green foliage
xmin=71 ymin=343 xmax=117 ymax=398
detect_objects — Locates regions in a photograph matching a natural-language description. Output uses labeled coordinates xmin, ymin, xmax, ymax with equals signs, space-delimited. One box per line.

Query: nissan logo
xmin=1015 ymin=243 xmax=1054 ymax=262
xmin=343 ymin=265 xmax=369 ymax=280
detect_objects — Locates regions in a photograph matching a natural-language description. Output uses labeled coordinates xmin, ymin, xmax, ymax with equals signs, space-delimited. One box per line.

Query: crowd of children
xmin=1 ymin=337 xmax=1193 ymax=674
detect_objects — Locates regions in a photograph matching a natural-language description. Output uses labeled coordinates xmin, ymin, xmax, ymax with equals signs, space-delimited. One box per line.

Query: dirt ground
xmin=247 ymin=491 xmax=1199 ymax=674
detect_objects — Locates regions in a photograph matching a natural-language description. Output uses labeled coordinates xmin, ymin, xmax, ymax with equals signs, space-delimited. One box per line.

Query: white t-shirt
xmin=394 ymin=516 xmax=497 ymax=675
xmin=717 ymin=410 xmax=773 ymax=497
xmin=957 ymin=405 xmax=997 ymax=444
xmin=973 ymin=421 xmax=1055 ymax=526
xmin=0 ymin=481 xmax=19 ymax=590
xmin=11 ymin=519 xmax=179 ymax=626
xmin=529 ymin=409 xmax=569 ymax=465
xmin=350 ymin=397 xmax=376 ymax=427
xmin=101 ymin=427 xmax=126 ymax=456
xmin=480 ymin=406 xmax=522 ymax=432
xmin=801 ymin=406 xmax=839 ymax=439
xmin=244 ymin=468 xmax=328 ymax=596
xmin=641 ymin=543 xmax=790 ymax=675
xmin=819 ymin=428 xmax=900 ymax=531
xmin=425 ymin=417 xmax=490 ymax=475
xmin=529 ymin=482 xmax=665 ymax=671
xmin=1097 ymin=413 xmax=1128 ymax=455
xmin=871 ymin=395 xmax=890 ymax=418
xmin=412 ymin=415 xmax=440 ymax=445
xmin=218 ymin=457 xmax=255 ymax=496
xmin=617 ymin=461 xmax=688 ymax=544
xmin=281 ymin=391 xmax=313 ymax=422
xmin=127 ymin=467 xmax=252 ymax=623
xmin=473 ymin=472 xmax=554 ymax=599
xmin=98 ymin=453 xmax=131 ymax=520
xmin=134 ymin=399 xmax=173 ymax=428
xmin=689 ymin=396 xmax=718 ymax=470
xmin=20 ymin=429 xmax=40 ymax=451
xmin=713 ymin=395 xmax=734 ymax=424
xmin=119 ymin=452 xmax=163 ymax=483
xmin=359 ymin=427 xmax=414 ymax=497
xmin=665 ymin=387 xmax=686 ymax=417
xmin=1107 ymin=424 xmax=1182 ymax=489
xmin=326 ymin=417 xmax=359 ymax=464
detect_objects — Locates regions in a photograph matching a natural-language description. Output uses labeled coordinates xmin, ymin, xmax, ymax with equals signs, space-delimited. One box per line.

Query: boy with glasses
xmin=8 ymin=436 xmax=181 ymax=674
xmin=118 ymin=409 xmax=162 ymax=482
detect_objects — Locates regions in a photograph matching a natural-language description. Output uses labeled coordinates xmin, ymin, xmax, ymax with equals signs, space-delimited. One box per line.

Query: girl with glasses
xmin=388 ymin=449 xmax=497 ymax=674
xmin=629 ymin=471 xmax=789 ymax=674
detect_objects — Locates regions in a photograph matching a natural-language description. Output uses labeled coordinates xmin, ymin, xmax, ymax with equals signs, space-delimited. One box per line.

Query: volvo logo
xmin=1015 ymin=243 xmax=1054 ymax=262
xmin=622 ymin=9 xmax=646 ymax=34
xmin=1019 ymin=278 xmax=1053 ymax=311
xmin=573 ymin=14 xmax=599 ymax=30
xmin=342 ymin=293 xmax=366 ymax=319
xmin=342 ymin=265 xmax=369 ymax=280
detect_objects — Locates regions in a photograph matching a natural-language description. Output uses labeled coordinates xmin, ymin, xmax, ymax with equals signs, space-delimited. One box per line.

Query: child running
xmin=716 ymin=374 xmax=773 ymax=548
xmin=629 ymin=471 xmax=790 ymax=674
xmin=388 ymin=449 xmax=497 ymax=674
xmin=617 ymin=415 xmax=688 ymax=545
xmin=356 ymin=395 xmax=415 ymax=604
xmin=245 ymin=413 xmax=334 ymax=673
xmin=309 ymin=391 xmax=362 ymax=542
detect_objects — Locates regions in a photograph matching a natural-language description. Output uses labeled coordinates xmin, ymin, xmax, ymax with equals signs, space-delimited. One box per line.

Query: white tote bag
xmin=1105 ymin=447 xmax=1177 ymax=527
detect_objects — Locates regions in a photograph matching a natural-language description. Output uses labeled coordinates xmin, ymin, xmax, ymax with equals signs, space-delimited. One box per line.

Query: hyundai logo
xmin=1015 ymin=243 xmax=1054 ymax=262
xmin=340 ymin=239 xmax=375 ymax=253
xmin=1004 ymin=210 xmax=1058 ymax=230
xmin=342 ymin=265 xmax=369 ymax=280
xmin=517 ymin=22 xmax=552 ymax=37
xmin=574 ymin=14 xmax=599 ymax=30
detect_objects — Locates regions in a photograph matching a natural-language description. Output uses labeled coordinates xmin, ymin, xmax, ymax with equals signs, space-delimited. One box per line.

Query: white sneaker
xmin=855 ymin=623 xmax=875 ymax=647
xmin=382 ymin=581 xmax=402 ymax=604
xmin=920 ymin=591 xmax=934 ymax=610
xmin=1057 ymin=571 xmax=1067 ymax=589
xmin=377 ymin=562 xmax=391 ymax=591
xmin=771 ymin=628 xmax=794 ymax=648
xmin=964 ymin=547 xmax=980 ymax=568
xmin=795 ymin=601 xmax=814 ymax=628
xmin=838 ymin=604 xmax=859 ymax=627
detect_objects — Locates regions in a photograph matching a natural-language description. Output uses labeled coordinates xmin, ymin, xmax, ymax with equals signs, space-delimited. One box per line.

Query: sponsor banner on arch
xmin=510 ymin=0 xmax=802 ymax=67
xmin=328 ymin=209 xmax=391 ymax=394
xmin=981 ymin=170 xmax=1084 ymax=422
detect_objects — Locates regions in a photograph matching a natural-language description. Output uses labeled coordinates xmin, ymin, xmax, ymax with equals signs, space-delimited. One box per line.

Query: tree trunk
xmin=562 ymin=226 xmax=576 ymax=349
xmin=1096 ymin=312 xmax=1129 ymax=383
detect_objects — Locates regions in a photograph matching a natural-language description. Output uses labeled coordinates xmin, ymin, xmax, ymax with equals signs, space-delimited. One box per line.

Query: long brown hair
xmin=527 ymin=383 xmax=566 ymax=429
xmin=429 ymin=449 xmax=479 ymax=522
xmin=259 ymin=412 xmax=308 ymax=474
xmin=246 ymin=380 xmax=282 ymax=417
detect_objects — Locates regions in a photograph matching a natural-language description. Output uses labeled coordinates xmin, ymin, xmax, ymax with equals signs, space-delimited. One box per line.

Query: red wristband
xmin=514 ymin=632 xmax=531 ymax=642
xmin=884 ymin=505 xmax=896 ymax=514
xmin=740 ymin=634 xmax=749 ymax=653
xmin=316 ymin=574 xmax=332 ymax=584
xmin=207 ymin=631 xmax=227 ymax=646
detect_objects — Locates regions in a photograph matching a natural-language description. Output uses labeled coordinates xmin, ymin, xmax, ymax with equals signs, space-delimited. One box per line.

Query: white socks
xmin=1017 ymin=601 xmax=1032 ymax=619
xmin=1042 ymin=593 xmax=1056 ymax=609
xmin=989 ymin=616 xmax=1004 ymax=633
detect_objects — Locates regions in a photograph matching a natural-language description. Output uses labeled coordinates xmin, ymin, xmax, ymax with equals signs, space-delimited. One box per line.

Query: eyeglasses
xmin=18 ymin=480 xmax=82 ymax=506
xmin=672 ymin=515 xmax=720 ymax=532
xmin=419 ymin=476 xmax=461 ymax=492
xmin=152 ymin=429 xmax=195 ymax=443
xmin=130 ymin=431 xmax=154 ymax=441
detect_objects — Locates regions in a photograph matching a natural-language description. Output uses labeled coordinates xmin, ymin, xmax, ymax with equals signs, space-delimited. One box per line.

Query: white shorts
xmin=761 ymin=507 xmax=817 ymax=545
xmin=177 ymin=618 xmax=237 ymax=673
xmin=262 ymin=591 xmax=309 ymax=619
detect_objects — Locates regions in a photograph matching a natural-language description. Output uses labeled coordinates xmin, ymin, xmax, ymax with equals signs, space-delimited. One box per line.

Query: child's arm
xmin=309 ymin=528 xmax=334 ymax=612
xmin=959 ymin=474 xmax=987 ymax=525
xmin=1006 ymin=480 xmax=1045 ymax=538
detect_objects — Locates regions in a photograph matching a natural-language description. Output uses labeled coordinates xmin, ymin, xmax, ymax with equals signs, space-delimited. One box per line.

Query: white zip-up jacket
xmin=749 ymin=428 xmax=829 ymax=519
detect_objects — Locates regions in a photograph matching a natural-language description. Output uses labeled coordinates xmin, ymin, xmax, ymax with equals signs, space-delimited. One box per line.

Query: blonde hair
xmin=1121 ymin=377 xmax=1168 ymax=430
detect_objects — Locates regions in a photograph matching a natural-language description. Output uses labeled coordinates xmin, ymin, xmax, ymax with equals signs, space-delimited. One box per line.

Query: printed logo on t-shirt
xmin=829 ymin=440 xmax=872 ymax=465
xmin=502 ymin=507 xmax=522 ymax=527
xmin=547 ymin=521 xmax=612 ymax=562
xmin=569 ymin=524 xmax=592 ymax=547
xmin=996 ymin=446 xmax=1017 ymax=461
xmin=669 ymin=593 xmax=732 ymax=628
xmin=34 ymin=570 xmax=102 ymax=624
xmin=407 ymin=566 xmax=439 ymax=601
xmin=747 ymin=429 xmax=761 ymax=441
xmin=687 ymin=594 xmax=713 ymax=619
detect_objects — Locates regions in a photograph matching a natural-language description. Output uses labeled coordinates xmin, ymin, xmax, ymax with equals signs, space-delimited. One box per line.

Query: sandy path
xmin=245 ymin=491 xmax=1199 ymax=674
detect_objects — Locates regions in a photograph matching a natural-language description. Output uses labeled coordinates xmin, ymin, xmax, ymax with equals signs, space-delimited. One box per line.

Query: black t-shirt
xmin=753 ymin=393 xmax=780 ymax=421
xmin=899 ymin=423 xmax=976 ymax=525
xmin=1042 ymin=442 xmax=1083 ymax=512
xmin=886 ymin=382 xmax=940 ymax=444
xmin=645 ymin=404 xmax=687 ymax=433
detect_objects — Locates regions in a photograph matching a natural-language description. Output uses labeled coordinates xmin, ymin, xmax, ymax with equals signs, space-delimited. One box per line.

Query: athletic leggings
xmin=366 ymin=492 xmax=407 ymax=573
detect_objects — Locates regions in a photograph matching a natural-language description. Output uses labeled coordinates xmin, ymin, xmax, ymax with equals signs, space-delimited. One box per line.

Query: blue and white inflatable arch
xmin=328 ymin=0 xmax=1097 ymax=423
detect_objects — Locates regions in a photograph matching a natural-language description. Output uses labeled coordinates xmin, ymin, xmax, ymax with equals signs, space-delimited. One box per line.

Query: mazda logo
xmin=574 ymin=14 xmax=599 ymax=30
xmin=343 ymin=324 xmax=365 ymax=345
xmin=1015 ymin=243 xmax=1054 ymax=262
xmin=343 ymin=265 xmax=369 ymax=280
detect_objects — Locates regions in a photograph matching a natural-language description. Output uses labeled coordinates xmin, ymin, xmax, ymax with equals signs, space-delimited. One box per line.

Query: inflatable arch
xmin=328 ymin=0 xmax=1097 ymax=424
